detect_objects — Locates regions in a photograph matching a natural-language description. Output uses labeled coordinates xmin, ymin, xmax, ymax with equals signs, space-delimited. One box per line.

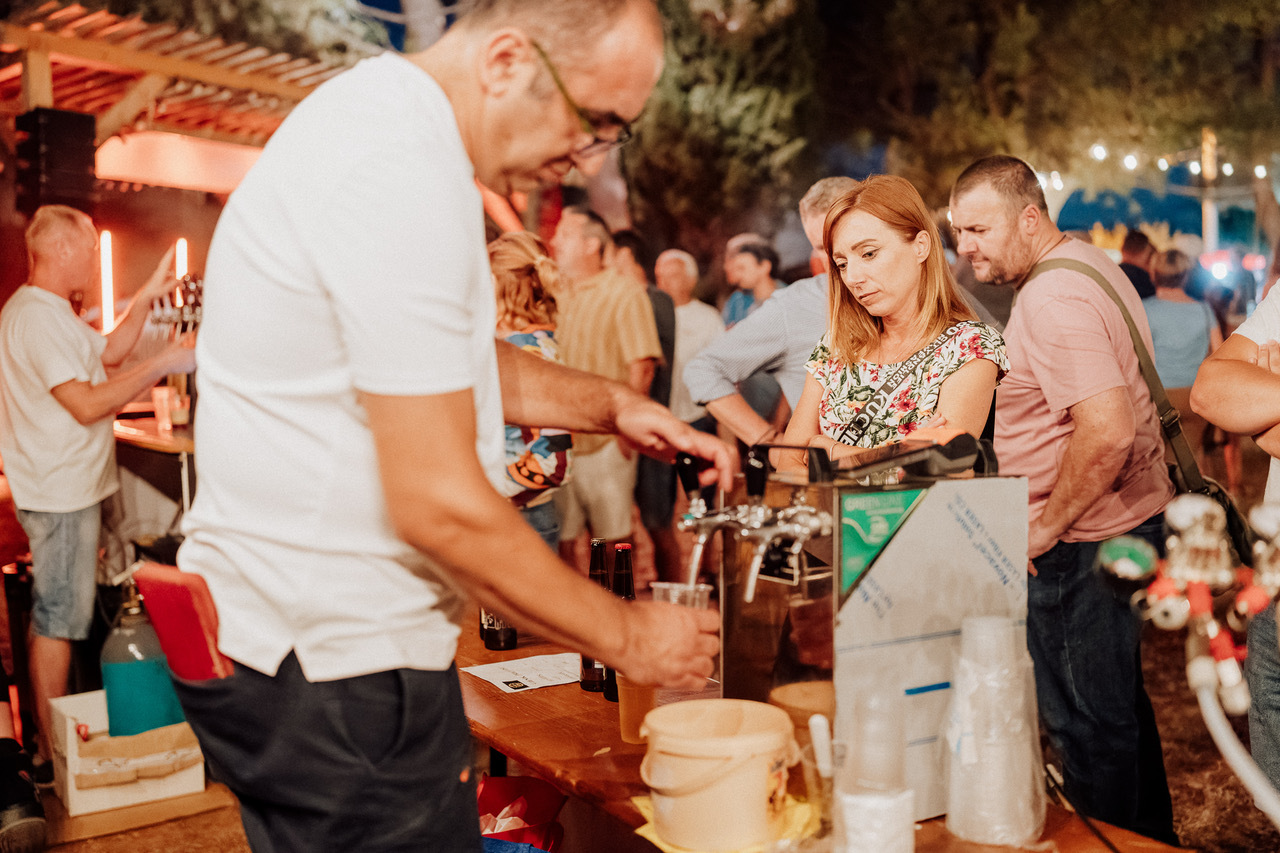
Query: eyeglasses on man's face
xmin=530 ymin=41 xmax=634 ymax=158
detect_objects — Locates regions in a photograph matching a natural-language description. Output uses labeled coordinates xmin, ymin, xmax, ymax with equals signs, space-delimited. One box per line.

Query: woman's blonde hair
xmin=489 ymin=231 xmax=562 ymax=330
xmin=823 ymin=175 xmax=975 ymax=365
xmin=1151 ymin=249 xmax=1193 ymax=291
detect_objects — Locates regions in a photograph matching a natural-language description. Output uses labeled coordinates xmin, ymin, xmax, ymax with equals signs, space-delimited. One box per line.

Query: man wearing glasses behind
xmin=174 ymin=2 xmax=729 ymax=851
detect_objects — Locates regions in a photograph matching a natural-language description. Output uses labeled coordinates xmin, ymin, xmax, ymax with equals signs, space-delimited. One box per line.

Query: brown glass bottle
xmin=580 ymin=538 xmax=609 ymax=692
xmin=603 ymin=543 xmax=636 ymax=702
xmin=479 ymin=607 xmax=517 ymax=651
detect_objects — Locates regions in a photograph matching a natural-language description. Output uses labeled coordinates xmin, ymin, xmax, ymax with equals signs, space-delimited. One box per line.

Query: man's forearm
xmin=704 ymin=393 xmax=775 ymax=445
xmin=101 ymin=300 xmax=152 ymax=367
xmin=1259 ymin=422 xmax=1280 ymax=459
xmin=1191 ymin=352 xmax=1280 ymax=434
xmin=1033 ymin=433 xmax=1130 ymax=553
xmin=496 ymin=339 xmax=637 ymax=433
xmin=52 ymin=355 xmax=177 ymax=425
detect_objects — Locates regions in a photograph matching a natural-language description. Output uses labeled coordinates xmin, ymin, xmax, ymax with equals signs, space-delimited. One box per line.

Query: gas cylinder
xmin=100 ymin=580 xmax=186 ymax=737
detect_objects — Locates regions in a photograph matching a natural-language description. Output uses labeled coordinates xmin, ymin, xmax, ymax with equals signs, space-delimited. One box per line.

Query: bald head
xmin=429 ymin=0 xmax=663 ymax=195
xmin=455 ymin=0 xmax=659 ymax=62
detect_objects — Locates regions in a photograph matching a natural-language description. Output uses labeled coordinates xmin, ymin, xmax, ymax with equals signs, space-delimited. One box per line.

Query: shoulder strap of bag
xmin=1026 ymin=258 xmax=1207 ymax=492
xmin=834 ymin=323 xmax=967 ymax=447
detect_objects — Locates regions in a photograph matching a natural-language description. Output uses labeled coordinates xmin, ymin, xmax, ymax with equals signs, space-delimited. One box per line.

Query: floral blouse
xmin=806 ymin=321 xmax=1009 ymax=449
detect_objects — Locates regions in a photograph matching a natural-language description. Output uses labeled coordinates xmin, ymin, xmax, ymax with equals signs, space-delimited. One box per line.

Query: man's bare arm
xmin=495 ymin=340 xmax=732 ymax=487
xmin=1191 ymin=334 xmax=1280 ymax=435
xmin=1030 ymin=386 xmax=1135 ymax=558
xmin=101 ymin=247 xmax=176 ymax=367
xmin=705 ymin=393 xmax=777 ymax=446
xmin=362 ymin=390 xmax=719 ymax=688
xmin=51 ymin=340 xmax=194 ymax=426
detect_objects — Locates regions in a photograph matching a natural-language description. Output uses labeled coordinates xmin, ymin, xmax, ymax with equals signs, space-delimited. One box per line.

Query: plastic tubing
xmin=1192 ymin=675 xmax=1280 ymax=829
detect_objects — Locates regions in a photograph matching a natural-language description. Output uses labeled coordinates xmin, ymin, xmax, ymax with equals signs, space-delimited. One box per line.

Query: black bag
xmin=1167 ymin=465 xmax=1257 ymax=567
xmin=1028 ymin=258 xmax=1257 ymax=565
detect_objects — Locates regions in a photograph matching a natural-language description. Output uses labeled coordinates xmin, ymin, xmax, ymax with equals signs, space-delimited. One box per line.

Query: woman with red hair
xmin=780 ymin=175 xmax=1007 ymax=470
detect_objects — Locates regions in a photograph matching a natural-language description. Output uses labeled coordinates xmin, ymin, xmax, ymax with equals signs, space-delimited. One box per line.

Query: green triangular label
xmin=839 ymin=489 xmax=926 ymax=601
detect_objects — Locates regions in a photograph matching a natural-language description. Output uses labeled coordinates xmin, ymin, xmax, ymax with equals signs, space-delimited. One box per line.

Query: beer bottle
xmin=603 ymin=543 xmax=636 ymax=702
xmin=480 ymin=607 xmax=517 ymax=651
xmin=580 ymin=538 xmax=609 ymax=692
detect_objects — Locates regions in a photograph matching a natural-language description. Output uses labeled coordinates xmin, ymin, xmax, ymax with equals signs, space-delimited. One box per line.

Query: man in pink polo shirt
xmin=950 ymin=156 xmax=1177 ymax=845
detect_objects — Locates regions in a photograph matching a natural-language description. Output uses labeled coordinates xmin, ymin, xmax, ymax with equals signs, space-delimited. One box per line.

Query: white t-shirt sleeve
xmin=22 ymin=305 xmax=98 ymax=392
xmin=309 ymin=140 xmax=485 ymax=397
xmin=1237 ymin=288 xmax=1280 ymax=345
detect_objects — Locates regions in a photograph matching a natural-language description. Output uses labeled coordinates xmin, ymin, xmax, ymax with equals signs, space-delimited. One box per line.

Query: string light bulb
xmin=1091 ymin=144 xmax=1107 ymax=161
xmin=1190 ymin=161 xmax=1202 ymax=176
xmin=1222 ymin=163 xmax=1234 ymax=177
xmin=1158 ymin=158 xmax=1169 ymax=171
xmin=1257 ymin=165 xmax=1269 ymax=179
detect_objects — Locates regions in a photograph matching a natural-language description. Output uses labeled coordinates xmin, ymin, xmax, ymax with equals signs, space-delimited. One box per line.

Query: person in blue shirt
xmin=1142 ymin=248 xmax=1222 ymax=467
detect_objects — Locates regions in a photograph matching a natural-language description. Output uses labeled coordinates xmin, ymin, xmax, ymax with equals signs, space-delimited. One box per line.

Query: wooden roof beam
xmin=0 ymin=23 xmax=317 ymax=101
xmin=20 ymin=48 xmax=53 ymax=110
xmin=96 ymin=71 xmax=168 ymax=144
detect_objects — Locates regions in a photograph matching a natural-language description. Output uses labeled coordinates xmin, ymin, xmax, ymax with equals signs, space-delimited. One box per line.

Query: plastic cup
xmin=649 ymin=582 xmax=717 ymax=706
xmin=650 ymin=582 xmax=713 ymax=609
xmin=617 ymin=674 xmax=656 ymax=744
xmin=960 ymin=616 xmax=1017 ymax=667
xmin=151 ymin=386 xmax=176 ymax=432
xmin=170 ymin=394 xmax=191 ymax=426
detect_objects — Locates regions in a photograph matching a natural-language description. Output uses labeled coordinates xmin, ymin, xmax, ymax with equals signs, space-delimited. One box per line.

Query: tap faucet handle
xmin=745 ymin=445 xmax=769 ymax=501
xmin=676 ymin=453 xmax=703 ymax=498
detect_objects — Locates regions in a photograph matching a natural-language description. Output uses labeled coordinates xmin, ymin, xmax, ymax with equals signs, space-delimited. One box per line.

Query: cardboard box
xmin=49 ymin=690 xmax=205 ymax=816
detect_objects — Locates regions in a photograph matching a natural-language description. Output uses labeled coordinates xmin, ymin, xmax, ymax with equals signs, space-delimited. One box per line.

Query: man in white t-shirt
xmin=0 ymin=205 xmax=193 ymax=783
xmin=174 ymin=2 xmax=730 ymax=850
xmin=1192 ymin=289 xmax=1280 ymax=790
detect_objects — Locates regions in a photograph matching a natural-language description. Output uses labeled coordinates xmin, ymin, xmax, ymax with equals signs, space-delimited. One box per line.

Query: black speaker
xmin=14 ymin=108 xmax=96 ymax=217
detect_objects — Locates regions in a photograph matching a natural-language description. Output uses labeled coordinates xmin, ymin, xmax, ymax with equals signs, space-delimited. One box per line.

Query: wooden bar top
xmin=455 ymin=615 xmax=1180 ymax=852
xmin=114 ymin=418 xmax=194 ymax=455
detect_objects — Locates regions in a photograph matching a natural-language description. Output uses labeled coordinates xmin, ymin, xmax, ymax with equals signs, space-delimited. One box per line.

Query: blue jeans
xmin=1247 ymin=601 xmax=1280 ymax=789
xmin=16 ymin=502 xmax=102 ymax=640
xmin=1028 ymin=515 xmax=1176 ymax=844
xmin=520 ymin=501 xmax=559 ymax=550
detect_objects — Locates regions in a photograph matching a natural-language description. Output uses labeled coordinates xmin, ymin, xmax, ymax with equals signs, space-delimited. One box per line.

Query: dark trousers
xmin=173 ymin=653 xmax=481 ymax=853
xmin=1027 ymin=514 xmax=1177 ymax=845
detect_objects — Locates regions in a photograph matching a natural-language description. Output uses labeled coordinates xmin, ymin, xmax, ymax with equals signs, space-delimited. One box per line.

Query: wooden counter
xmin=456 ymin=619 xmax=1181 ymax=852
xmin=113 ymin=418 xmax=194 ymax=455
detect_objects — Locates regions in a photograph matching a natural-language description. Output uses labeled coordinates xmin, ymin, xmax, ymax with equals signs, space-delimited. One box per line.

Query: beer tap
xmin=674 ymin=452 xmax=748 ymax=588
xmin=735 ymin=446 xmax=833 ymax=604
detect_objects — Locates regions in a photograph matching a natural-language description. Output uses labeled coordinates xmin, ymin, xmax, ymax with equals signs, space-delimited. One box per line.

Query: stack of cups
xmin=944 ymin=616 xmax=1044 ymax=846
xmin=832 ymin=686 xmax=914 ymax=853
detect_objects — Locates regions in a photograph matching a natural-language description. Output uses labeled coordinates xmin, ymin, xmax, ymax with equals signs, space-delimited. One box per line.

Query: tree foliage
xmin=622 ymin=0 xmax=817 ymax=266
xmin=819 ymin=0 xmax=1280 ymax=205
xmin=10 ymin=0 xmax=388 ymax=65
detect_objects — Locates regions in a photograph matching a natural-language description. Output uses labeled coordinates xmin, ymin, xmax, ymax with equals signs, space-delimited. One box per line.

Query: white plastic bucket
xmin=640 ymin=698 xmax=800 ymax=851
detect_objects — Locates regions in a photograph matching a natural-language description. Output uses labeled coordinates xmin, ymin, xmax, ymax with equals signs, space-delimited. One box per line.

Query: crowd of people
xmin=2 ymin=1 xmax=1280 ymax=852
